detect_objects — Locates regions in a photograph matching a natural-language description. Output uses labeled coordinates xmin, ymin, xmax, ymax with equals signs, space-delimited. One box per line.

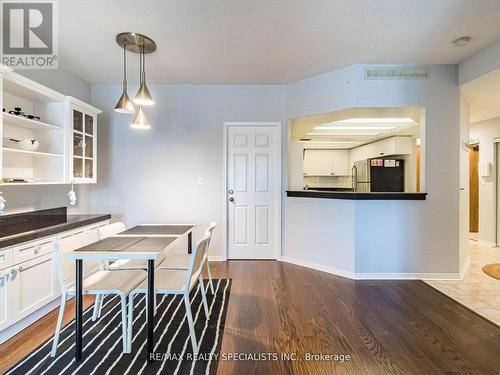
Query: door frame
xmin=495 ymin=138 xmax=500 ymax=246
xmin=222 ymin=122 xmax=282 ymax=260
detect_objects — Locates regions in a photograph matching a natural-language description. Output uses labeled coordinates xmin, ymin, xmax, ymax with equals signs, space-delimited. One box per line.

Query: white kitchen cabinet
xmin=12 ymin=253 xmax=58 ymax=321
xmin=0 ymin=268 xmax=14 ymax=331
xmin=57 ymin=226 xmax=101 ymax=287
xmin=0 ymin=69 xmax=101 ymax=185
xmin=349 ymin=136 xmax=413 ymax=163
xmin=303 ymin=149 xmax=350 ymax=176
xmin=68 ymin=100 xmax=101 ymax=184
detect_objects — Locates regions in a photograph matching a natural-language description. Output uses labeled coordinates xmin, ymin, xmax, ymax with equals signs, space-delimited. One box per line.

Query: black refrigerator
xmin=369 ymin=158 xmax=405 ymax=192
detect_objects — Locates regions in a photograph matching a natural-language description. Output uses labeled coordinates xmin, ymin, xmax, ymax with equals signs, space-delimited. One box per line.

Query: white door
xmin=497 ymin=142 xmax=500 ymax=246
xmin=227 ymin=124 xmax=280 ymax=259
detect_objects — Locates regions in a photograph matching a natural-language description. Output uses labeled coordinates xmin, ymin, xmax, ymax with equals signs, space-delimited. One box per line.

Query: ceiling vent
xmin=364 ymin=66 xmax=430 ymax=80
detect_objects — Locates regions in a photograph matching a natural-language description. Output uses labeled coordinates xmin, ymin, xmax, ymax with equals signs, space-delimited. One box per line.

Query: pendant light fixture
xmin=115 ymin=32 xmax=157 ymax=129
xmin=134 ymin=45 xmax=154 ymax=106
xmin=114 ymin=40 xmax=135 ymax=114
xmin=131 ymin=105 xmax=151 ymax=129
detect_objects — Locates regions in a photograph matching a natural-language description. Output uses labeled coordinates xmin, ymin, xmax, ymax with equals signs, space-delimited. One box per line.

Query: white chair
xmin=127 ymin=232 xmax=212 ymax=354
xmin=50 ymin=229 xmax=146 ymax=357
xmin=157 ymin=222 xmax=216 ymax=294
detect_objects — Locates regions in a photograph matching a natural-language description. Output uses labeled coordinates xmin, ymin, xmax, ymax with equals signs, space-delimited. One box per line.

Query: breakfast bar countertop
xmin=0 ymin=207 xmax=111 ymax=248
xmin=286 ymin=190 xmax=427 ymax=200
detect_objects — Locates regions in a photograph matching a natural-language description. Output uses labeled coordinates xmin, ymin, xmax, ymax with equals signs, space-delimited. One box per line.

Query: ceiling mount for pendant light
xmin=134 ymin=44 xmax=154 ymax=106
xmin=115 ymin=32 xmax=156 ymax=129
xmin=114 ymin=40 xmax=135 ymax=114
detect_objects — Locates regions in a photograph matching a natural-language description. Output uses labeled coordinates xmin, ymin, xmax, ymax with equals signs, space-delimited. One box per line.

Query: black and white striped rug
xmin=6 ymin=279 xmax=231 ymax=375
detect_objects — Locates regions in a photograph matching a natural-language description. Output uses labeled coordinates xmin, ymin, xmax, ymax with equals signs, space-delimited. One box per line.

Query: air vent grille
xmin=364 ymin=66 xmax=430 ymax=80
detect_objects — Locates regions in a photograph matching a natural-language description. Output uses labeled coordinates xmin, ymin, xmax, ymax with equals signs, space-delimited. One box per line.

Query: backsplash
xmin=303 ymin=175 xmax=352 ymax=189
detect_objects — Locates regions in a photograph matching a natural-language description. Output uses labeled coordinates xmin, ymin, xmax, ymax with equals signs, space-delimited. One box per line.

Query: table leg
xmin=188 ymin=232 xmax=192 ymax=254
xmin=75 ymin=259 xmax=83 ymax=362
xmin=147 ymin=259 xmax=154 ymax=363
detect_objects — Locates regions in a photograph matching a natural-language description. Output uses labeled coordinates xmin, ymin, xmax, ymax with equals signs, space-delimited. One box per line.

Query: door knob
xmin=229 ymin=197 xmax=235 ymax=202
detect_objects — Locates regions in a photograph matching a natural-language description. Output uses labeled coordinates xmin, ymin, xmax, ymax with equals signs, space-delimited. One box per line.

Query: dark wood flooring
xmin=1 ymin=261 xmax=499 ymax=375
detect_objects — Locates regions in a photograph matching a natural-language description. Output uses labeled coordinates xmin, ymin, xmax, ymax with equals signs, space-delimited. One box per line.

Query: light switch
xmin=198 ymin=177 xmax=204 ymax=185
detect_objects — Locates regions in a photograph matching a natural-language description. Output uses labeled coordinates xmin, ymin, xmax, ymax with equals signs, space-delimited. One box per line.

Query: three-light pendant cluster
xmin=114 ymin=32 xmax=157 ymax=129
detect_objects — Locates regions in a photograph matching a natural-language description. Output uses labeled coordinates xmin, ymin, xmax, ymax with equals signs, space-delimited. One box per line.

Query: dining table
xmin=64 ymin=224 xmax=195 ymax=363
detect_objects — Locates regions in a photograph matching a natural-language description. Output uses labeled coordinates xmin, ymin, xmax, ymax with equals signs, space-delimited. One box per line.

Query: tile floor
xmin=425 ymin=239 xmax=500 ymax=325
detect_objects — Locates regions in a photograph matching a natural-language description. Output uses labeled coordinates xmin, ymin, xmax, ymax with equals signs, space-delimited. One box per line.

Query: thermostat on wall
xmin=479 ymin=162 xmax=491 ymax=177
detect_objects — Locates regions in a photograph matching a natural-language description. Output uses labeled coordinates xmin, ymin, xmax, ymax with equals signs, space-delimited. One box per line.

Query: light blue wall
xmin=459 ymin=41 xmax=500 ymax=85
xmin=90 ymin=83 xmax=287 ymax=254
xmin=285 ymin=65 xmax=461 ymax=276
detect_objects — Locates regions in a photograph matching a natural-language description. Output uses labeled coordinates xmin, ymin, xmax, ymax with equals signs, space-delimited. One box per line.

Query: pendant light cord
xmin=139 ymin=44 xmax=144 ymax=85
xmin=123 ymin=41 xmax=127 ymax=88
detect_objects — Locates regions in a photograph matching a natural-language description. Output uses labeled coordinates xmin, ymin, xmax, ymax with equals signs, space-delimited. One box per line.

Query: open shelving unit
xmin=0 ymin=67 xmax=101 ymax=186
xmin=1 ymin=72 xmax=67 ymax=185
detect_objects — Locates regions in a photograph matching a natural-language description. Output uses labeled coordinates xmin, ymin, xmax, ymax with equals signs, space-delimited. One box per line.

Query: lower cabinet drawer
xmin=0 ymin=247 xmax=13 ymax=271
xmin=12 ymin=237 xmax=55 ymax=265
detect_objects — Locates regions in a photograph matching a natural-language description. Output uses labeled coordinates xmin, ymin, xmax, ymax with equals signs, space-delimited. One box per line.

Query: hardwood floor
xmin=211 ymin=261 xmax=500 ymax=375
xmin=1 ymin=261 xmax=499 ymax=374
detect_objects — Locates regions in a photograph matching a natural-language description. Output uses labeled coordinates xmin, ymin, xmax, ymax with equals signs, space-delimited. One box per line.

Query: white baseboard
xmin=280 ymin=256 xmax=356 ymax=279
xmin=0 ymin=297 xmax=60 ymax=345
xmin=477 ymin=239 xmax=497 ymax=247
xmin=356 ymin=272 xmax=462 ymax=280
xmin=280 ymin=256 xmax=461 ymax=280
xmin=460 ymin=255 xmax=471 ymax=279
xmin=208 ymin=255 xmax=226 ymax=262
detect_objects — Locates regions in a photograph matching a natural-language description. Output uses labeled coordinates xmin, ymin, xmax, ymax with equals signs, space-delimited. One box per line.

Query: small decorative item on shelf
xmin=3 ymin=178 xmax=32 ymax=183
xmin=67 ymin=181 xmax=77 ymax=206
xmin=7 ymin=107 xmax=41 ymax=121
xmin=7 ymin=138 xmax=40 ymax=151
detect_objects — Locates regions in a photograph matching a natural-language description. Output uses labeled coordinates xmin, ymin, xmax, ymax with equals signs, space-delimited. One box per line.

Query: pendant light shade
xmin=134 ymin=80 xmax=154 ymax=106
xmin=114 ymin=41 xmax=135 ymax=114
xmin=115 ymin=83 xmax=135 ymax=113
xmin=131 ymin=106 xmax=151 ymax=129
xmin=134 ymin=46 xmax=154 ymax=106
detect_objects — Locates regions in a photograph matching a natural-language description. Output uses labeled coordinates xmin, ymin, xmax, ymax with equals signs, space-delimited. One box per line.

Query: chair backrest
xmin=206 ymin=222 xmax=216 ymax=247
xmin=54 ymin=229 xmax=101 ymax=293
xmin=185 ymin=232 xmax=211 ymax=292
xmin=98 ymin=222 xmax=126 ymax=239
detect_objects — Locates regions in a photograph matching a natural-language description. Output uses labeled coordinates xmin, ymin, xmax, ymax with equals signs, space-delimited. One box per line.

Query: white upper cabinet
xmin=68 ymin=100 xmax=100 ymax=184
xmin=349 ymin=136 xmax=412 ymax=163
xmin=303 ymin=149 xmax=350 ymax=176
xmin=0 ymin=68 xmax=101 ymax=185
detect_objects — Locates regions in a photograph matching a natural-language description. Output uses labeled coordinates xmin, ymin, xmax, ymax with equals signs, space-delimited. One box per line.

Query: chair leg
xmin=97 ymin=294 xmax=104 ymax=318
xmin=51 ymin=293 xmax=67 ymax=357
xmin=127 ymin=293 xmax=135 ymax=353
xmin=154 ymin=292 xmax=157 ymax=315
xmin=198 ymin=275 xmax=210 ymax=319
xmin=120 ymin=296 xmax=128 ymax=353
xmin=205 ymin=258 xmax=215 ymax=294
xmin=183 ymin=293 xmax=198 ymax=354
xmin=92 ymin=294 xmax=101 ymax=321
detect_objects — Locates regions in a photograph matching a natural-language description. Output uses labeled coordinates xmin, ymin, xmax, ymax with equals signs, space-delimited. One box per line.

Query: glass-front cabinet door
xmin=71 ymin=106 xmax=97 ymax=183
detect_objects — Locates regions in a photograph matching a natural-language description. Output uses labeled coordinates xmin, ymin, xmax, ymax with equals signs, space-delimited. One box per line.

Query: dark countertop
xmin=0 ymin=211 xmax=111 ymax=248
xmin=287 ymin=190 xmax=427 ymax=200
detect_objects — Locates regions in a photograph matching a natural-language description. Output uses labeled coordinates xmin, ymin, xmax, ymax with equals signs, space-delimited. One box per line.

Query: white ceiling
xmin=291 ymin=107 xmax=421 ymax=149
xmin=58 ymin=0 xmax=500 ymax=84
